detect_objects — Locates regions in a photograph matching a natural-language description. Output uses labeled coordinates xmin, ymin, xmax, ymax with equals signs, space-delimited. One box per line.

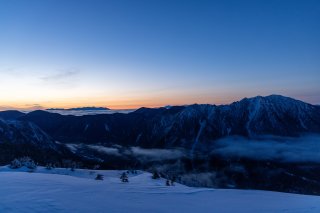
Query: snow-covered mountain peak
xmin=237 ymin=94 xmax=315 ymax=115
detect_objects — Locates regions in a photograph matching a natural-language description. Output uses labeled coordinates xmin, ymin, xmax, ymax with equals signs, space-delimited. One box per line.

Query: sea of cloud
xmin=211 ymin=135 xmax=320 ymax=163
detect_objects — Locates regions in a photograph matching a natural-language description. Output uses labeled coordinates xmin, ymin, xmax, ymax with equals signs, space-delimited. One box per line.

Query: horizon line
xmin=0 ymin=94 xmax=318 ymax=111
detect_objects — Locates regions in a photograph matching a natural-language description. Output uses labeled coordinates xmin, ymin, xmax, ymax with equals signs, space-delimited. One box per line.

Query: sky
xmin=0 ymin=0 xmax=319 ymax=110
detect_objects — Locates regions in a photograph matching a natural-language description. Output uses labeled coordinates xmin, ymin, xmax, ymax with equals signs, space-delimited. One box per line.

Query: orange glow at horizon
xmin=0 ymin=95 xmax=239 ymax=110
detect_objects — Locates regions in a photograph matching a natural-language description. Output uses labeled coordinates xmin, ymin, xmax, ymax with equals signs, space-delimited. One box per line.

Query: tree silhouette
xmin=120 ymin=172 xmax=129 ymax=182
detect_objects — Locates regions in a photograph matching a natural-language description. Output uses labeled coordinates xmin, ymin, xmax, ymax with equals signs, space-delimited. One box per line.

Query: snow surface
xmin=0 ymin=166 xmax=320 ymax=213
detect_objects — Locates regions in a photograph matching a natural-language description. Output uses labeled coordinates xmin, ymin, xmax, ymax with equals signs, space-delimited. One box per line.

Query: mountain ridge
xmin=11 ymin=95 xmax=320 ymax=149
xmin=46 ymin=107 xmax=110 ymax=111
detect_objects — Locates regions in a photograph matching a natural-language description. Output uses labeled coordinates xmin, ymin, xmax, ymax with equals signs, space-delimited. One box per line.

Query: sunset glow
xmin=1 ymin=0 xmax=319 ymax=110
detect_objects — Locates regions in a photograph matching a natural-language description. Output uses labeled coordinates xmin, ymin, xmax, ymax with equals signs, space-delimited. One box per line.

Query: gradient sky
xmin=0 ymin=0 xmax=319 ymax=109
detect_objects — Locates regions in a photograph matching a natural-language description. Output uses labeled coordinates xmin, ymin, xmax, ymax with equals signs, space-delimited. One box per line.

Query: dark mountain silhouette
xmin=0 ymin=110 xmax=25 ymax=120
xmin=18 ymin=95 xmax=320 ymax=149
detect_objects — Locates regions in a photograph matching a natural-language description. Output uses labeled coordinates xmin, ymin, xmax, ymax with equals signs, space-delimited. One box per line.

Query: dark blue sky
xmin=0 ymin=0 xmax=319 ymax=109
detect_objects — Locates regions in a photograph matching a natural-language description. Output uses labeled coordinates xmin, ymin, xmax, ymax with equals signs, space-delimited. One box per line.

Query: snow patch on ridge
xmin=246 ymin=97 xmax=261 ymax=136
xmin=191 ymin=120 xmax=206 ymax=153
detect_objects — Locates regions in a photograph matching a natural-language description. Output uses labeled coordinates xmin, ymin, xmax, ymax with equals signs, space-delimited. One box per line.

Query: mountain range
xmin=46 ymin=107 xmax=110 ymax=111
xmin=1 ymin=94 xmax=320 ymax=194
xmin=2 ymin=95 xmax=317 ymax=149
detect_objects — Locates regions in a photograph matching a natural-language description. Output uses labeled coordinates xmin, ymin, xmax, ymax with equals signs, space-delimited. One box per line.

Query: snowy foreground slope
xmin=0 ymin=167 xmax=320 ymax=213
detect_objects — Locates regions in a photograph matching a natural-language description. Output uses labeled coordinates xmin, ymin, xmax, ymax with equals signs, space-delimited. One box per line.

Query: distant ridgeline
xmin=1 ymin=95 xmax=320 ymax=195
xmin=46 ymin=107 xmax=110 ymax=111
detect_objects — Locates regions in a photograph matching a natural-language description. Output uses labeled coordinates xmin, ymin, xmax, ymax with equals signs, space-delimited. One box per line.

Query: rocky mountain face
xmin=0 ymin=119 xmax=55 ymax=148
xmin=0 ymin=118 xmax=74 ymax=164
xmin=15 ymin=95 xmax=320 ymax=150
